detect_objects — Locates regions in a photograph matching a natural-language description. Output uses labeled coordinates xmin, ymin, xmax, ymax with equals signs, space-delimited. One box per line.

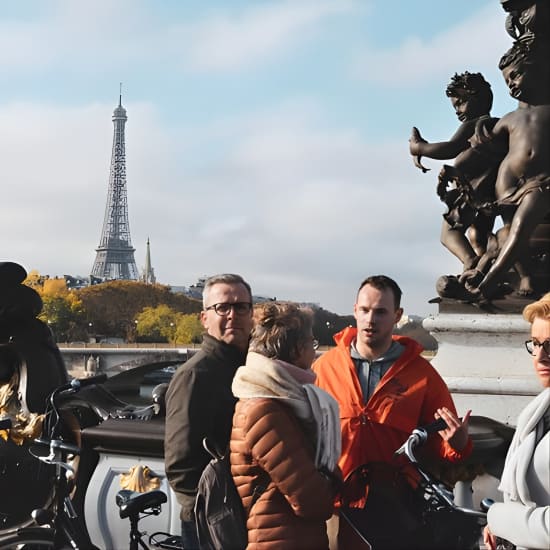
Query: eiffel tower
xmin=91 ymin=92 xmax=139 ymax=281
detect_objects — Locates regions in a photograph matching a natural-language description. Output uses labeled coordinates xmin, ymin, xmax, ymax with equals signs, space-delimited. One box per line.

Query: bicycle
xmin=0 ymin=374 xmax=107 ymax=549
xmin=340 ymin=418 xmax=487 ymax=550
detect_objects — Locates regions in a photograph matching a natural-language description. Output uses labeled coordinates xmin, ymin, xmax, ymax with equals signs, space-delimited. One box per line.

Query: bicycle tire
xmin=0 ymin=527 xmax=54 ymax=549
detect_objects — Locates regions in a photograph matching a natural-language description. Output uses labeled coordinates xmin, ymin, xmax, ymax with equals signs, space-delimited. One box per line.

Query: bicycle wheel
xmin=0 ymin=527 xmax=54 ymax=549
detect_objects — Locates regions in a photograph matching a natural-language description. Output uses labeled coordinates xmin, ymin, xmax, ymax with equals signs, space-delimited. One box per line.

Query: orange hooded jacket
xmin=312 ymin=327 xmax=472 ymax=484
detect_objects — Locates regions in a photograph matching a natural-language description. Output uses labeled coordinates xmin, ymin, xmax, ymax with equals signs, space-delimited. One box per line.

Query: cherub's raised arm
xmin=409 ymin=121 xmax=475 ymax=160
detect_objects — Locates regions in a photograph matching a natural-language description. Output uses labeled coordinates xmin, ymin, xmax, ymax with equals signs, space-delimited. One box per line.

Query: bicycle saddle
xmin=116 ymin=489 xmax=167 ymax=519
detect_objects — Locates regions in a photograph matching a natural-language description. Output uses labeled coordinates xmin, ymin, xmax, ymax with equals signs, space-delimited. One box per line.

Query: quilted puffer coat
xmin=230 ymin=397 xmax=336 ymax=549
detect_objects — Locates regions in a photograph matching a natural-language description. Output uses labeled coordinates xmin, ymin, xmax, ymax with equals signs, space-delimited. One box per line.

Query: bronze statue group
xmin=409 ymin=0 xmax=550 ymax=305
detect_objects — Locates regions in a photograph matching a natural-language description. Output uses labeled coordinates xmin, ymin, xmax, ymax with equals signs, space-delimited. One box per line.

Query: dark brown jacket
xmin=164 ymin=334 xmax=246 ymax=520
xmin=231 ymin=397 xmax=335 ymax=549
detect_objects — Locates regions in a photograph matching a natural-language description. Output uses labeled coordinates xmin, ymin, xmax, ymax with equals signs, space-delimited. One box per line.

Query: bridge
xmin=58 ymin=344 xmax=196 ymax=376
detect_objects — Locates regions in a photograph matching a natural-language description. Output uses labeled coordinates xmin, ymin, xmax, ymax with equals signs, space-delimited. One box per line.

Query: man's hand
xmin=435 ymin=407 xmax=471 ymax=452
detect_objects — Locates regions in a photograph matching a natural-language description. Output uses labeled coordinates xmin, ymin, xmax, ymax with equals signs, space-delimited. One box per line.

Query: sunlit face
xmin=200 ymin=283 xmax=253 ymax=352
xmin=354 ymin=284 xmax=403 ymax=358
xmin=530 ymin=317 xmax=550 ymax=388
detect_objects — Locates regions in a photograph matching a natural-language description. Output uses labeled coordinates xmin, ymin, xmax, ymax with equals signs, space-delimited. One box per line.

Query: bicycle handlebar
xmin=34 ymin=437 xmax=81 ymax=457
xmin=57 ymin=373 xmax=108 ymax=396
xmin=421 ymin=417 xmax=448 ymax=435
xmin=394 ymin=418 xmax=448 ymax=462
xmin=394 ymin=418 xmax=486 ymax=520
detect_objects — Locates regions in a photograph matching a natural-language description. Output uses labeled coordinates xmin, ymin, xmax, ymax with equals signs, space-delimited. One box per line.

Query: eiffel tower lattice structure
xmin=91 ymin=93 xmax=139 ymax=281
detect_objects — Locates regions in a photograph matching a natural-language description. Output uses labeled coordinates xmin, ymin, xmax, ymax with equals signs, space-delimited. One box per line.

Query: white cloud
xmin=0 ymin=0 xmax=358 ymax=76
xmin=353 ymin=3 xmax=510 ymax=87
xmin=178 ymin=0 xmax=357 ymax=71
xmin=0 ymin=93 xmax=460 ymax=315
xmin=0 ymin=0 xmax=151 ymax=72
xmin=1 ymin=1 xmax=504 ymax=318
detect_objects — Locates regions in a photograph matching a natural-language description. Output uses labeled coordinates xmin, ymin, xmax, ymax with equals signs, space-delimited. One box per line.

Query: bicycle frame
xmin=393 ymin=418 xmax=487 ymax=549
xmin=340 ymin=418 xmax=487 ymax=550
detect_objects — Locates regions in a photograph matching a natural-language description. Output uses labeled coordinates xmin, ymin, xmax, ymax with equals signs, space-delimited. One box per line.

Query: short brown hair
xmin=249 ymin=302 xmax=313 ymax=364
xmin=357 ymin=275 xmax=402 ymax=309
xmin=523 ymin=292 xmax=550 ymax=323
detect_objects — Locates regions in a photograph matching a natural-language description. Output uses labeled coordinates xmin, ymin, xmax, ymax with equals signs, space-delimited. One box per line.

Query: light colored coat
xmin=487 ymin=388 xmax=550 ymax=550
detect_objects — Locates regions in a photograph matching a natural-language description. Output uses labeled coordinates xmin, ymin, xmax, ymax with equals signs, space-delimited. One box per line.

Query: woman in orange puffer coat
xmin=230 ymin=302 xmax=341 ymax=550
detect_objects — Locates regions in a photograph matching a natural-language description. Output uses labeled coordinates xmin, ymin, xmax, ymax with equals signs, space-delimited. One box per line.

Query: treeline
xmin=25 ymin=272 xmax=202 ymax=343
xmin=24 ymin=272 xmax=354 ymax=345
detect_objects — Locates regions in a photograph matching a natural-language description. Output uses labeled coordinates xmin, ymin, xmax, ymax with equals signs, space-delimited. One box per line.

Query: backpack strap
xmin=202 ymin=437 xmax=269 ymax=515
xmin=202 ymin=437 xmax=224 ymax=460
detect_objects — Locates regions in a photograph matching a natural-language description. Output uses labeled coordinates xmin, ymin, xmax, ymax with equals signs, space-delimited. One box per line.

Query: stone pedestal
xmin=423 ymin=309 xmax=538 ymax=426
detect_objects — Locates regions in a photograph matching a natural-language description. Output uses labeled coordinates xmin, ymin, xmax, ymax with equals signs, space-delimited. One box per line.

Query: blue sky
xmin=0 ymin=0 xmax=517 ymax=315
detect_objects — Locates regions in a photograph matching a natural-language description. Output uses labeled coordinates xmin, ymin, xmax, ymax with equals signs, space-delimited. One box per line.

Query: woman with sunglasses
xmin=230 ymin=302 xmax=342 ymax=549
xmin=484 ymin=293 xmax=550 ymax=550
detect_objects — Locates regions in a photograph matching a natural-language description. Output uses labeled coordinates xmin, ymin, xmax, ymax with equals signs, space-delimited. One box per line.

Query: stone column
xmin=423 ymin=309 xmax=536 ymax=426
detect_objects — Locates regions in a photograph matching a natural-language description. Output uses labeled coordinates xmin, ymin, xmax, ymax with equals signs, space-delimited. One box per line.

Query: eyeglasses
xmin=205 ymin=302 xmax=252 ymax=316
xmin=525 ymin=339 xmax=550 ymax=355
xmin=312 ymin=339 xmax=319 ymax=350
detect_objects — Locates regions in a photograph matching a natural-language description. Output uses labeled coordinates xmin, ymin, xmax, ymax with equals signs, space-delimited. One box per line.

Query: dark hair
xmin=445 ymin=72 xmax=493 ymax=113
xmin=357 ymin=275 xmax=402 ymax=309
xmin=249 ymin=302 xmax=313 ymax=364
xmin=202 ymin=274 xmax=252 ymax=308
xmin=499 ymin=42 xmax=532 ymax=71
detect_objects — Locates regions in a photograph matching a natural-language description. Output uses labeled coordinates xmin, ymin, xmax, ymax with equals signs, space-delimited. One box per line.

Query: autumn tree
xmin=76 ymin=281 xmax=201 ymax=342
xmin=174 ymin=314 xmax=203 ymax=344
xmin=135 ymin=306 xmax=204 ymax=344
xmin=136 ymin=304 xmax=179 ymax=343
xmin=25 ymin=274 xmax=87 ymax=342
xmin=23 ymin=269 xmax=45 ymax=290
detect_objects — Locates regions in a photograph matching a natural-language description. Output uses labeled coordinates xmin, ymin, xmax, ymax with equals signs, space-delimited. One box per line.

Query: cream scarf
xmin=232 ymin=351 xmax=341 ymax=471
xmin=498 ymin=387 xmax=550 ymax=505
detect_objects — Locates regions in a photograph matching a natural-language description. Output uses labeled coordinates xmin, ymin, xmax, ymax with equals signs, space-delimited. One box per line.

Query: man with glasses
xmin=165 ymin=274 xmax=253 ymax=550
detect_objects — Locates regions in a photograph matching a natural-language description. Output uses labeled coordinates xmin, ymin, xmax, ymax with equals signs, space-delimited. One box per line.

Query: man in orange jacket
xmin=313 ymin=275 xmax=472 ymax=548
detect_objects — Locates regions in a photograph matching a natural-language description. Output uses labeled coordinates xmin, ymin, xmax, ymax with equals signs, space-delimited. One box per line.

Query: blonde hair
xmin=523 ymin=292 xmax=550 ymax=323
xmin=249 ymin=302 xmax=313 ymax=364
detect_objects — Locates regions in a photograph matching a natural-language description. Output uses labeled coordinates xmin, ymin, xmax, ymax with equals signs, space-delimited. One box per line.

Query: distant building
xmin=140 ymin=238 xmax=156 ymax=284
xmin=64 ymin=275 xmax=89 ymax=290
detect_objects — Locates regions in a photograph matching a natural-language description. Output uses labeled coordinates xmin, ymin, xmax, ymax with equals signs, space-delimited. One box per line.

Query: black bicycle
xmin=0 ymin=374 xmax=107 ymax=549
xmin=340 ymin=419 xmax=487 ymax=550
